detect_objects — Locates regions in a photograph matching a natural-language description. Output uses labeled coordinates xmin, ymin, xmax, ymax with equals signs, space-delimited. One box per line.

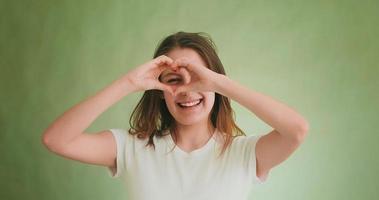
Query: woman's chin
xmin=175 ymin=116 xmax=207 ymax=126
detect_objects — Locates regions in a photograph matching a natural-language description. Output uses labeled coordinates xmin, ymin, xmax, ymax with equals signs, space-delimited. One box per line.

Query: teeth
xmin=179 ymin=99 xmax=201 ymax=107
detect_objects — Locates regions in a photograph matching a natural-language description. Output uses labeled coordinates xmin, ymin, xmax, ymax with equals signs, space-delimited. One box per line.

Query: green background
xmin=1 ymin=0 xmax=378 ymax=199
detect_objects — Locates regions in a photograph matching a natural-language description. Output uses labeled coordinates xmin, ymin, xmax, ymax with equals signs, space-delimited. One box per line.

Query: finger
xmin=157 ymin=64 xmax=177 ymax=82
xmin=156 ymin=58 xmax=177 ymax=81
xmin=173 ymin=57 xmax=198 ymax=73
xmin=156 ymin=82 xmax=174 ymax=95
xmin=179 ymin=67 xmax=191 ymax=84
xmin=157 ymin=63 xmax=173 ymax=74
xmin=157 ymin=59 xmax=188 ymax=82
xmin=154 ymin=55 xmax=174 ymax=68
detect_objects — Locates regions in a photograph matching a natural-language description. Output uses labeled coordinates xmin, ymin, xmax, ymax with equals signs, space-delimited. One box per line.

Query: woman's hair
xmin=127 ymin=31 xmax=246 ymax=158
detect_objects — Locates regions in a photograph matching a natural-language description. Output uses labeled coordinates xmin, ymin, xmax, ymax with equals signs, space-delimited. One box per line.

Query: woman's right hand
xmin=125 ymin=55 xmax=177 ymax=95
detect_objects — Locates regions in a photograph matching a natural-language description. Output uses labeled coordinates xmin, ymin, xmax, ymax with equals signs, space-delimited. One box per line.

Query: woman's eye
xmin=167 ymin=79 xmax=181 ymax=83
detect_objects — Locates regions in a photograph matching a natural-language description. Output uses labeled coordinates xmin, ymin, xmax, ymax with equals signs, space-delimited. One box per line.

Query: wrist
xmin=118 ymin=74 xmax=140 ymax=95
xmin=213 ymin=73 xmax=230 ymax=96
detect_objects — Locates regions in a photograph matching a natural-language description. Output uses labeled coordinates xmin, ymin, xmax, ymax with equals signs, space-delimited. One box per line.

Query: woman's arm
xmin=41 ymin=74 xmax=136 ymax=151
xmin=170 ymin=57 xmax=309 ymax=137
xmin=41 ymin=55 xmax=175 ymax=168
xmin=40 ymin=75 xmax=137 ymax=168
xmin=168 ymin=56 xmax=309 ymax=180
xmin=214 ymin=74 xmax=309 ymax=140
xmin=213 ymin=74 xmax=309 ymax=180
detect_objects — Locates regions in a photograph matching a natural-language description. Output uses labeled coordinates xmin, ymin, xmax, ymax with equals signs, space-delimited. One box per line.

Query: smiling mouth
xmin=176 ymin=98 xmax=203 ymax=108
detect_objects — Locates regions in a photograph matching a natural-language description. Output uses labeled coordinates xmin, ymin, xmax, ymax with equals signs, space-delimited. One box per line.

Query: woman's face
xmin=160 ymin=48 xmax=215 ymax=126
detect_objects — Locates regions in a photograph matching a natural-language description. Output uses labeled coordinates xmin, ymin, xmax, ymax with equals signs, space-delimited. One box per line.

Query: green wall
xmin=1 ymin=0 xmax=378 ymax=199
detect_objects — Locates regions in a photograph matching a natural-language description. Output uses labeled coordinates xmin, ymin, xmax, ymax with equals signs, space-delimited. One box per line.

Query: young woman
xmin=42 ymin=31 xmax=309 ymax=200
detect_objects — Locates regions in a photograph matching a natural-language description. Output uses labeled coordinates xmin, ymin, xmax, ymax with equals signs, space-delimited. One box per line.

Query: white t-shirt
xmin=107 ymin=128 xmax=268 ymax=200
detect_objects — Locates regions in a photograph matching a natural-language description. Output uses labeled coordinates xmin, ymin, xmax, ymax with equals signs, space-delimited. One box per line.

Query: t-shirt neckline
xmin=167 ymin=129 xmax=217 ymax=158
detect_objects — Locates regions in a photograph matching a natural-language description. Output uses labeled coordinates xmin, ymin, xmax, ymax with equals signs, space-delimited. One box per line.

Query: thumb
xmin=156 ymin=82 xmax=174 ymax=96
xmin=179 ymin=67 xmax=191 ymax=84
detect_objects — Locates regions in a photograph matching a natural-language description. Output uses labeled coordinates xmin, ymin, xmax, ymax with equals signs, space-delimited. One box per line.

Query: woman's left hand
xmin=171 ymin=57 xmax=221 ymax=96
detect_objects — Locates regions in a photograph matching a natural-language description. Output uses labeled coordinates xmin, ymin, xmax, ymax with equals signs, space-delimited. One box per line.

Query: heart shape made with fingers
xmin=158 ymin=64 xmax=192 ymax=94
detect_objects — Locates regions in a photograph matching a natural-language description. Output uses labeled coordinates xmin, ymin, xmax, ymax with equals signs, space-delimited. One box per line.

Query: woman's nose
xmin=177 ymin=91 xmax=189 ymax=97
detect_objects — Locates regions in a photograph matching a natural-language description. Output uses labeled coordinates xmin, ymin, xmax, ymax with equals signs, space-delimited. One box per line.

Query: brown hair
xmin=127 ymin=31 xmax=246 ymax=158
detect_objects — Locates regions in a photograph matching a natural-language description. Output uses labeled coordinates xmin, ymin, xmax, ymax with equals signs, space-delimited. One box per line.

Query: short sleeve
xmin=243 ymin=134 xmax=268 ymax=185
xmin=107 ymin=128 xmax=128 ymax=178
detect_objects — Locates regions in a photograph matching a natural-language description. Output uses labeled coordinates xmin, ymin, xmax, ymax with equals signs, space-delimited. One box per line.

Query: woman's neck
xmin=174 ymin=120 xmax=215 ymax=151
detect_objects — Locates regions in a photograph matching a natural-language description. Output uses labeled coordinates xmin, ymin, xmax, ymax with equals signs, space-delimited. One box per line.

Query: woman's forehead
xmin=166 ymin=47 xmax=198 ymax=59
xmin=166 ymin=48 xmax=206 ymax=66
